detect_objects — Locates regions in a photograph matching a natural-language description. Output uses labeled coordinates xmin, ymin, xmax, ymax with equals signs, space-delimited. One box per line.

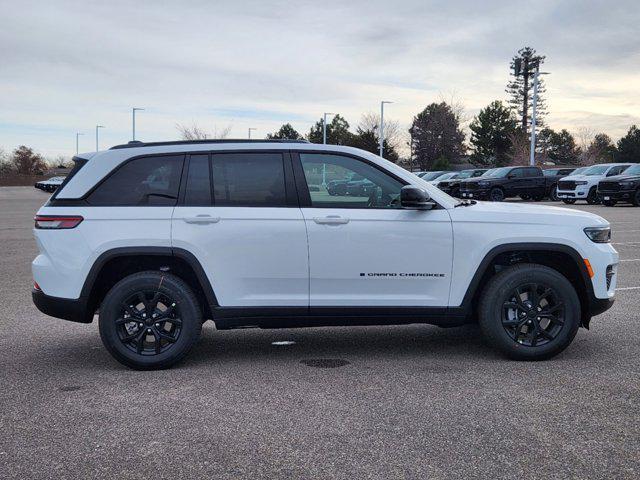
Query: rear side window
xmin=88 ymin=155 xmax=184 ymax=206
xmin=184 ymin=154 xmax=211 ymax=206
xmin=49 ymin=157 xmax=87 ymax=201
xmin=212 ymin=153 xmax=286 ymax=207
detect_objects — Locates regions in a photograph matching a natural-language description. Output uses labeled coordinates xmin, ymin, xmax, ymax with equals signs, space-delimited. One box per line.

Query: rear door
xmin=294 ymin=152 xmax=453 ymax=307
xmin=171 ymin=151 xmax=308 ymax=307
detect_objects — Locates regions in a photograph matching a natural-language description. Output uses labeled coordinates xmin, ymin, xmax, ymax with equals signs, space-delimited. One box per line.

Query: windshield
xmin=482 ymin=167 xmax=512 ymax=178
xmin=571 ymin=167 xmax=588 ymax=175
xmin=457 ymin=170 xmax=478 ymax=179
xmin=623 ymin=165 xmax=640 ymax=176
xmin=421 ymin=171 xmax=446 ymax=181
xmin=543 ymin=169 xmax=559 ymax=177
xmin=436 ymin=172 xmax=457 ymax=181
xmin=583 ymin=165 xmax=609 ymax=176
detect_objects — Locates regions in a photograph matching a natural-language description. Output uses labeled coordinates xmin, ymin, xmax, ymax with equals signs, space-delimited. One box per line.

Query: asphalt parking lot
xmin=1 ymin=186 xmax=638 ymax=479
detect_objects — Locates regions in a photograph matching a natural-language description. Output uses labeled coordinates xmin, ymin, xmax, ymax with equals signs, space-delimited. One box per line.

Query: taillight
xmin=34 ymin=215 xmax=83 ymax=229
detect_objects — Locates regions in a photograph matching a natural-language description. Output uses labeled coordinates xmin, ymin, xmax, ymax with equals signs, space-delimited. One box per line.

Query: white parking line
xmin=615 ymin=230 xmax=640 ymax=233
xmin=612 ymin=242 xmax=640 ymax=246
xmin=619 ymin=259 xmax=640 ymax=262
xmin=616 ymin=286 xmax=640 ymax=291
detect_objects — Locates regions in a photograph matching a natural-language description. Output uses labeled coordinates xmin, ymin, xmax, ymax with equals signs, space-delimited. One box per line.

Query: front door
xmin=171 ymin=152 xmax=308 ymax=307
xmin=295 ymin=152 xmax=453 ymax=307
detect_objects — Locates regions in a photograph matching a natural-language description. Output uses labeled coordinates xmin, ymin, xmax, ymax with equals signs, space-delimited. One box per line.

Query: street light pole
xmin=379 ymin=101 xmax=393 ymax=158
xmin=529 ymin=66 xmax=540 ymax=166
xmin=132 ymin=107 xmax=144 ymax=141
xmin=75 ymin=132 xmax=84 ymax=156
xmin=323 ymin=112 xmax=334 ymax=144
xmin=248 ymin=128 xmax=257 ymax=139
xmin=95 ymin=125 xmax=105 ymax=151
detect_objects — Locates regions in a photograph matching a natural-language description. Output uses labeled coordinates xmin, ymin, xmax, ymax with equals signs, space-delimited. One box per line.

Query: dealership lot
xmin=1 ymin=187 xmax=638 ymax=479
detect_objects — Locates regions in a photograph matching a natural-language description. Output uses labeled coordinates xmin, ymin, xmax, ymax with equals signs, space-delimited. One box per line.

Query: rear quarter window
xmin=87 ymin=155 xmax=185 ymax=206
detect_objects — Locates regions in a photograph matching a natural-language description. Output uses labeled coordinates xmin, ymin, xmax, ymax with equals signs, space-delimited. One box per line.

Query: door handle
xmin=183 ymin=215 xmax=220 ymax=224
xmin=313 ymin=216 xmax=350 ymax=225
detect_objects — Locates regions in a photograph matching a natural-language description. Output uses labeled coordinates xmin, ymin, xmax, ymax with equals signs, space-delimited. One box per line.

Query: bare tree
xmin=576 ymin=127 xmax=597 ymax=165
xmin=176 ymin=123 xmax=232 ymax=140
xmin=507 ymin=130 xmax=530 ymax=166
xmin=357 ymin=112 xmax=406 ymax=151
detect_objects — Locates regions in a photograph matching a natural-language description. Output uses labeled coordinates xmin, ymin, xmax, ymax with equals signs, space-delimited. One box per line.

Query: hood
xmin=602 ymin=174 xmax=640 ymax=182
xmin=560 ymin=174 xmax=590 ymax=181
xmin=450 ymin=200 xmax=609 ymax=228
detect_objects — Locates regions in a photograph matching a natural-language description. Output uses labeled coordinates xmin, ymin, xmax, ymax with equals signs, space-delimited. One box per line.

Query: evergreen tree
xmin=307 ymin=114 xmax=353 ymax=145
xmin=506 ymin=47 xmax=547 ymax=134
xmin=409 ymin=102 xmax=465 ymax=170
xmin=266 ymin=123 xmax=303 ymax=140
xmin=469 ymin=100 xmax=517 ymax=167
xmin=615 ymin=125 xmax=640 ymax=163
xmin=350 ymin=127 xmax=399 ymax=163
xmin=588 ymin=133 xmax=617 ymax=164
xmin=546 ymin=129 xmax=580 ymax=164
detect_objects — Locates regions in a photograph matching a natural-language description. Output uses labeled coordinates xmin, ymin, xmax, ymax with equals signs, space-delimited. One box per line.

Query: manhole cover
xmin=300 ymin=358 xmax=350 ymax=368
xmin=59 ymin=385 xmax=82 ymax=392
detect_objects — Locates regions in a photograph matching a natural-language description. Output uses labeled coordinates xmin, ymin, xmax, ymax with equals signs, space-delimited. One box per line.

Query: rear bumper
xmin=32 ymin=288 xmax=92 ymax=323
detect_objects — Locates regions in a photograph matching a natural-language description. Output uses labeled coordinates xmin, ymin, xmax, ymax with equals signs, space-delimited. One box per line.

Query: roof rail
xmin=109 ymin=139 xmax=310 ymax=150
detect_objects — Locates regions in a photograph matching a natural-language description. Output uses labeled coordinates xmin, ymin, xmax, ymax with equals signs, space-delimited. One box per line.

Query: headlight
xmin=584 ymin=226 xmax=611 ymax=243
xmin=575 ymin=181 xmax=588 ymax=185
xmin=619 ymin=181 xmax=637 ymax=189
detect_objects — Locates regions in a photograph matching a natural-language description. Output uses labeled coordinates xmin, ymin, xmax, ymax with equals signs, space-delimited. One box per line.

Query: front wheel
xmin=490 ymin=188 xmax=505 ymax=202
xmin=478 ymin=263 xmax=581 ymax=361
xmin=99 ymin=271 xmax=202 ymax=370
xmin=586 ymin=187 xmax=600 ymax=205
xmin=549 ymin=185 xmax=559 ymax=201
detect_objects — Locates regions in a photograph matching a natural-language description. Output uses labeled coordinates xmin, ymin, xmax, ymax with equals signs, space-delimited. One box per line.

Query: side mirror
xmin=401 ymin=186 xmax=435 ymax=210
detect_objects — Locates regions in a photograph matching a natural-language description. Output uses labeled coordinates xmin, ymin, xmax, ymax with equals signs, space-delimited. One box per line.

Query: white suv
xmin=32 ymin=140 xmax=618 ymax=369
xmin=556 ymin=163 xmax=633 ymax=205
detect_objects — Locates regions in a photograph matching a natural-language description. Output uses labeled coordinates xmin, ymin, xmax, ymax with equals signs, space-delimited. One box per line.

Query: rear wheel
xmin=478 ymin=263 xmax=581 ymax=361
xmin=562 ymin=199 xmax=576 ymax=205
xmin=586 ymin=187 xmax=600 ymax=205
xmin=99 ymin=271 xmax=202 ymax=370
xmin=490 ymin=188 xmax=505 ymax=202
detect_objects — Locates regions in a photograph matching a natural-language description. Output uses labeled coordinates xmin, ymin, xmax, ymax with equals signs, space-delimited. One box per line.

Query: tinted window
xmin=88 ymin=155 xmax=184 ymax=206
xmin=524 ymin=167 xmax=541 ymax=177
xmin=212 ymin=153 xmax=286 ymax=207
xmin=184 ymin=154 xmax=211 ymax=206
xmin=559 ymin=169 xmax=575 ymax=175
xmin=509 ymin=168 xmax=524 ymax=178
xmin=300 ymin=153 xmax=404 ymax=209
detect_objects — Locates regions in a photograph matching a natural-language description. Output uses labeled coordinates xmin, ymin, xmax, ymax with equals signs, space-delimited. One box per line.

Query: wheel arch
xmin=81 ymin=247 xmax=218 ymax=320
xmin=461 ymin=243 xmax=595 ymax=328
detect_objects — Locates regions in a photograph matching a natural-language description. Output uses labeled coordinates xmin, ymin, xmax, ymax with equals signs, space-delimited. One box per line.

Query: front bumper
xmin=32 ymin=288 xmax=92 ymax=323
xmin=598 ymin=190 xmax=635 ymax=202
xmin=557 ymin=187 xmax=589 ymax=199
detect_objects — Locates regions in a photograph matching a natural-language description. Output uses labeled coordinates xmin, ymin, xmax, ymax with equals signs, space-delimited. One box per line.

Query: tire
xmin=633 ymin=189 xmax=640 ymax=207
xmin=478 ymin=263 xmax=581 ymax=361
xmin=520 ymin=194 xmax=531 ymax=201
xmin=549 ymin=185 xmax=559 ymax=201
xmin=99 ymin=271 xmax=202 ymax=370
xmin=490 ymin=188 xmax=505 ymax=202
xmin=562 ymin=199 xmax=576 ymax=205
xmin=586 ymin=187 xmax=600 ymax=205
xmin=602 ymin=199 xmax=617 ymax=207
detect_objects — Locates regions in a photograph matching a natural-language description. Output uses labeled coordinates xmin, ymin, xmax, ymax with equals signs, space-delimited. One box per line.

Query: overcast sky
xmin=1 ymin=0 xmax=639 ymax=158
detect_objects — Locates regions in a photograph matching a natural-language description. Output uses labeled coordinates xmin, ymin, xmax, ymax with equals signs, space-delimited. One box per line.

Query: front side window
xmin=88 ymin=155 xmax=184 ymax=206
xmin=212 ymin=152 xmax=286 ymax=207
xmin=300 ymin=153 xmax=403 ymax=208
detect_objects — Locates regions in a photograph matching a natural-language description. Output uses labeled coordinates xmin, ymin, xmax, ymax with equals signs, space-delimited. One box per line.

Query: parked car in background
xmin=427 ymin=171 xmax=460 ymax=185
xmin=557 ymin=163 xmax=633 ymax=205
xmin=459 ymin=166 xmax=546 ymax=202
xmin=543 ymin=167 xmax=577 ymax=201
xmin=418 ymin=171 xmax=451 ymax=181
xmin=597 ymin=163 xmax=640 ymax=206
xmin=436 ymin=168 xmax=488 ymax=197
xmin=34 ymin=176 xmax=66 ymax=193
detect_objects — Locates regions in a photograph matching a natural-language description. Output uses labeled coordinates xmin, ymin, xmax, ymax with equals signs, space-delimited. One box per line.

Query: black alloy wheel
xmin=501 ymin=283 xmax=565 ymax=347
xmin=117 ymin=291 xmax=182 ymax=355
xmin=549 ymin=185 xmax=559 ymax=201
xmin=490 ymin=188 xmax=505 ymax=202
xmin=586 ymin=187 xmax=600 ymax=205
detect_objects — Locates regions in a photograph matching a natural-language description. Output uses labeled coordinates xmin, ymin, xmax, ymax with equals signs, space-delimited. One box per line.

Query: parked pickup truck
xmin=459 ymin=166 xmax=546 ymax=202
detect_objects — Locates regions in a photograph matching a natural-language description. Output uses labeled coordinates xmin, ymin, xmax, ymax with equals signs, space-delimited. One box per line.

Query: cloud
xmin=0 ymin=0 xmax=638 ymax=157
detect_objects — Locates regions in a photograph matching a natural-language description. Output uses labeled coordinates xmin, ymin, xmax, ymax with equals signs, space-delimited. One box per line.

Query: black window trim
xmin=291 ymin=150 xmax=443 ymax=210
